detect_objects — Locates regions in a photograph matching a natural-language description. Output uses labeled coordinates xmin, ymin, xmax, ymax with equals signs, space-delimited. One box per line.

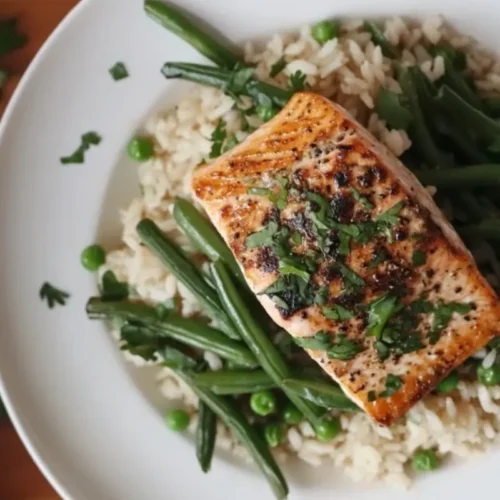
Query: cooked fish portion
xmin=191 ymin=91 xmax=500 ymax=425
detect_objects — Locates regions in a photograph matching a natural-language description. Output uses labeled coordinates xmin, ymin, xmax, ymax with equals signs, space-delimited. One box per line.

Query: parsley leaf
xmin=352 ymin=188 xmax=374 ymax=210
xmin=279 ymin=258 xmax=310 ymax=281
xmin=245 ymin=221 xmax=279 ymax=248
xmin=39 ymin=282 xmax=70 ymax=309
xmin=209 ymin=120 xmax=227 ymax=158
xmin=430 ymin=301 xmax=473 ymax=343
xmin=60 ymin=131 xmax=102 ymax=165
xmin=369 ymin=247 xmax=390 ymax=269
xmin=380 ymin=374 xmax=403 ymax=398
xmin=375 ymin=201 xmax=404 ymax=225
xmin=269 ymin=56 xmax=287 ymax=78
xmin=227 ymin=67 xmax=254 ymax=97
xmin=100 ymin=270 xmax=129 ymax=301
xmin=109 ymin=62 xmax=129 ymax=81
xmin=412 ymin=250 xmax=426 ymax=266
xmin=366 ymin=294 xmax=401 ymax=339
xmin=322 ymin=304 xmax=354 ymax=321
xmin=333 ymin=262 xmax=365 ymax=288
xmin=327 ymin=335 xmax=362 ymax=360
xmin=120 ymin=324 xmax=159 ymax=361
xmin=288 ymin=70 xmax=307 ymax=92
xmin=294 ymin=331 xmax=332 ymax=350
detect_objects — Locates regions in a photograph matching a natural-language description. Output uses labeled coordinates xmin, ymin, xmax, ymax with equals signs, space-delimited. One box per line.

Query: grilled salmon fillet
xmin=191 ymin=91 xmax=500 ymax=425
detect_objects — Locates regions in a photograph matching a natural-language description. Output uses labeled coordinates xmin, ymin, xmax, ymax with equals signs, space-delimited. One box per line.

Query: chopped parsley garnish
xmin=429 ymin=301 xmax=473 ymax=343
xmin=291 ymin=231 xmax=303 ymax=246
xmin=367 ymin=390 xmax=377 ymax=402
xmin=369 ymin=248 xmax=390 ymax=269
xmin=380 ymin=374 xmax=403 ymax=398
xmin=294 ymin=331 xmax=362 ymax=360
xmin=322 ymin=304 xmax=353 ymax=321
xmin=352 ymin=188 xmax=374 ymax=210
xmin=327 ymin=335 xmax=362 ymax=360
xmin=246 ymin=221 xmax=279 ymax=248
xmin=120 ymin=324 xmax=160 ymax=362
xmin=209 ymin=120 xmax=226 ymax=158
xmin=269 ymin=178 xmax=289 ymax=209
xmin=333 ymin=262 xmax=365 ymax=288
xmin=109 ymin=62 xmax=129 ymax=81
xmin=412 ymin=250 xmax=426 ymax=266
xmin=60 ymin=131 xmax=102 ymax=164
xmin=337 ymin=232 xmax=351 ymax=256
xmin=227 ymin=67 xmax=254 ymax=98
xmin=39 ymin=282 xmax=70 ymax=309
xmin=366 ymin=294 xmax=401 ymax=339
xmin=100 ymin=270 xmax=129 ymax=301
xmin=294 ymin=331 xmax=332 ymax=350
xmin=248 ymin=179 xmax=288 ymax=209
xmin=269 ymin=56 xmax=287 ymax=78
xmin=279 ymin=258 xmax=310 ymax=281
xmin=375 ymin=201 xmax=404 ymax=225
xmin=288 ymin=70 xmax=307 ymax=92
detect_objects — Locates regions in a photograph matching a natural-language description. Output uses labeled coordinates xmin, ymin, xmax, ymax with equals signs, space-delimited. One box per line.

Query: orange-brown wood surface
xmin=0 ymin=3 xmax=78 ymax=498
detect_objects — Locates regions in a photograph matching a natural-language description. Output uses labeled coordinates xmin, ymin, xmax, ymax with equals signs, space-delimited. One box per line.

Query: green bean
xmin=136 ymin=218 xmax=238 ymax=338
xmin=364 ymin=21 xmax=400 ymax=58
xmin=436 ymin=85 xmax=500 ymax=143
xmin=459 ymin=218 xmax=500 ymax=241
xmin=415 ymin=164 xmax=500 ymax=188
xmin=484 ymin=96 xmax=500 ymax=117
xmin=438 ymin=52 xmax=483 ymax=110
xmin=196 ymin=401 xmax=217 ymax=473
xmin=412 ymin=68 xmax=489 ymax=164
xmin=210 ymin=261 xmax=324 ymax=424
xmin=162 ymin=62 xmax=292 ymax=108
xmin=176 ymin=371 xmax=289 ymax=499
xmin=86 ymin=298 xmax=258 ymax=368
xmin=193 ymin=369 xmax=277 ymax=394
xmin=144 ymin=0 xmax=240 ymax=68
xmin=173 ymin=197 xmax=245 ymax=284
xmin=281 ymin=378 xmax=360 ymax=411
xmin=398 ymin=67 xmax=451 ymax=168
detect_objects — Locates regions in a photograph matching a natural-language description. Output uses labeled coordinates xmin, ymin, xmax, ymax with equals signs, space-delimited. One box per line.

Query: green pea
xmin=165 ymin=408 xmax=190 ymax=431
xmin=264 ymin=422 xmax=285 ymax=448
xmin=256 ymin=105 xmax=278 ymax=122
xmin=412 ymin=449 xmax=439 ymax=472
xmin=283 ymin=403 xmax=303 ymax=425
xmin=250 ymin=390 xmax=277 ymax=416
xmin=477 ymin=364 xmax=500 ymax=386
xmin=314 ymin=417 xmax=341 ymax=442
xmin=127 ymin=136 xmax=155 ymax=162
xmin=436 ymin=371 xmax=459 ymax=393
xmin=81 ymin=244 xmax=106 ymax=271
xmin=311 ymin=20 xmax=340 ymax=45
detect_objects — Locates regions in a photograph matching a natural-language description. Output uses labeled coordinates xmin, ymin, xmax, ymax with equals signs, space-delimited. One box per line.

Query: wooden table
xmin=0 ymin=3 xmax=78 ymax=498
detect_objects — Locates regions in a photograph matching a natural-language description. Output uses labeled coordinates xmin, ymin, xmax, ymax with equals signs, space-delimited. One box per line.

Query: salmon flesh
xmin=191 ymin=91 xmax=500 ymax=425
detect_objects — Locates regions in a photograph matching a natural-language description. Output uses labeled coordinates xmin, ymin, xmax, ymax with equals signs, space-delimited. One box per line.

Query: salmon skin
xmin=191 ymin=91 xmax=500 ymax=425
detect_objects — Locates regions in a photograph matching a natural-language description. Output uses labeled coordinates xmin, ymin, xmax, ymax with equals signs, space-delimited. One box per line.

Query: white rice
xmin=105 ymin=16 xmax=500 ymax=488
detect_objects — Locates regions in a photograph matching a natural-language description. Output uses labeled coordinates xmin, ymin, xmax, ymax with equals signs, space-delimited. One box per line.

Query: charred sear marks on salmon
xmin=192 ymin=91 xmax=500 ymax=426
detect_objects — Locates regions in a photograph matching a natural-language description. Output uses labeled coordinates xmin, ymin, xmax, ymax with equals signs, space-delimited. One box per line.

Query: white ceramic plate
xmin=1 ymin=0 xmax=500 ymax=498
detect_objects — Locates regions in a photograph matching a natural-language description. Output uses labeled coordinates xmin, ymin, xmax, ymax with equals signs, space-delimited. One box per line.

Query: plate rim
xmin=0 ymin=1 xmax=93 ymax=498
